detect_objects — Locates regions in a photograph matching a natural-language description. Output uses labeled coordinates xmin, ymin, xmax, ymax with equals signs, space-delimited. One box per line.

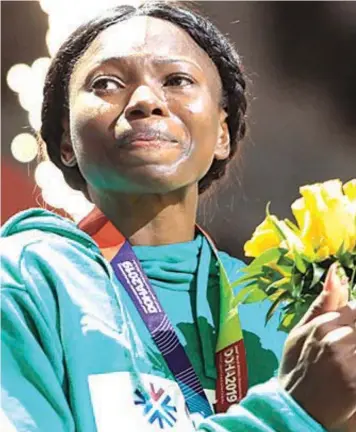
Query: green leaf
xmin=233 ymin=283 xmax=267 ymax=307
xmin=247 ymin=248 xmax=286 ymax=271
xmin=339 ymin=252 xmax=354 ymax=269
xmin=269 ymin=276 xmax=291 ymax=289
xmin=278 ymin=311 xmax=296 ymax=333
xmin=335 ymin=241 xmax=346 ymax=259
xmin=281 ymin=299 xmax=297 ymax=313
xmin=275 ymin=255 xmax=294 ymax=278
xmin=293 ymin=249 xmax=307 ymax=274
xmin=310 ymin=263 xmax=326 ymax=289
xmin=277 ymin=255 xmax=295 ymax=266
xmin=291 ymin=266 xmax=303 ymax=287
xmin=264 ymin=276 xmax=291 ymax=298
xmin=265 ymin=291 xmax=290 ymax=325
xmin=230 ymin=272 xmax=263 ymax=288
xmin=269 ymin=288 xmax=291 ymax=302
xmin=231 ymin=248 xmax=286 ymax=289
xmin=278 ymin=299 xmax=312 ymax=332
xmin=294 ymin=300 xmax=313 ymax=323
xmin=244 ymin=288 xmax=268 ymax=304
xmin=256 ymin=275 xmax=275 ymax=292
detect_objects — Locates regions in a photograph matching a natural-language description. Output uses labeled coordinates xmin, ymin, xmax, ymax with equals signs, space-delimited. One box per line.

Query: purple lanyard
xmin=110 ymin=240 xmax=213 ymax=418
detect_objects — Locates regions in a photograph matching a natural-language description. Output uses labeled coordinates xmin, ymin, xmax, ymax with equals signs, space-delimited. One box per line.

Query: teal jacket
xmin=1 ymin=209 xmax=325 ymax=432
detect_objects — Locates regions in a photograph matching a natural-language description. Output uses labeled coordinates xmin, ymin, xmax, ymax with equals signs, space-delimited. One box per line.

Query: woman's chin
xmin=116 ymin=144 xmax=184 ymax=167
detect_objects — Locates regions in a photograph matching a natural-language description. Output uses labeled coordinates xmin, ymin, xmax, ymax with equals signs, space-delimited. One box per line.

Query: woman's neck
xmin=89 ymin=185 xmax=199 ymax=246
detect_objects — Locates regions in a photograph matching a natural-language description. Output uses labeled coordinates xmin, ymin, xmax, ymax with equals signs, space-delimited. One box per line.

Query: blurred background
xmin=1 ymin=0 xmax=356 ymax=259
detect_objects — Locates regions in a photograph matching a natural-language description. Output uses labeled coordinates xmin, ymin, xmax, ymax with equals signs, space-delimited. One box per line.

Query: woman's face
xmin=64 ymin=16 xmax=230 ymax=195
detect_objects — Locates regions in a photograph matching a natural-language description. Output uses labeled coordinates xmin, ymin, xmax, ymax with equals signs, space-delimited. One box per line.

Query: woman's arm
xmin=1 ymin=286 xmax=75 ymax=432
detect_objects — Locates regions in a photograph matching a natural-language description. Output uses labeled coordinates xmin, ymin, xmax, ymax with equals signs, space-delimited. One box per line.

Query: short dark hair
xmin=40 ymin=1 xmax=247 ymax=196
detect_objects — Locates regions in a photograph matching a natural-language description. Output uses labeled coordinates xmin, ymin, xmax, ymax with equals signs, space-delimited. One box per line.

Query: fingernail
xmin=324 ymin=262 xmax=338 ymax=292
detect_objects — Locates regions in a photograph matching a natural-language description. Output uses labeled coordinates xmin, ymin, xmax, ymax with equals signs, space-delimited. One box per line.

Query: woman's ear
xmin=214 ymin=110 xmax=230 ymax=160
xmin=60 ymin=118 xmax=77 ymax=167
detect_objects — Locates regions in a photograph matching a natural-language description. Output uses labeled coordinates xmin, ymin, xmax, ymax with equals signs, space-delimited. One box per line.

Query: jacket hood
xmin=1 ymin=208 xmax=97 ymax=249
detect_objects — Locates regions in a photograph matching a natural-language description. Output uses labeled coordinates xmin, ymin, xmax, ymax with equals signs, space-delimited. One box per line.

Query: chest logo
xmin=135 ymin=383 xmax=177 ymax=429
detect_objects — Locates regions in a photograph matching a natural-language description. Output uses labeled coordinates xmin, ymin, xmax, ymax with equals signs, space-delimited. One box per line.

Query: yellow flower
xmin=244 ymin=214 xmax=306 ymax=258
xmin=275 ymin=218 xmax=309 ymax=256
xmin=244 ymin=216 xmax=281 ymax=257
xmin=292 ymin=179 xmax=356 ymax=257
xmin=245 ymin=179 xmax=356 ymax=264
xmin=315 ymin=245 xmax=331 ymax=261
xmin=343 ymin=179 xmax=356 ymax=249
xmin=291 ymin=197 xmax=316 ymax=241
xmin=343 ymin=179 xmax=356 ymax=201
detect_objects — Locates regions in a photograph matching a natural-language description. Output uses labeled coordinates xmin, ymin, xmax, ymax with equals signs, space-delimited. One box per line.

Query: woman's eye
xmin=164 ymin=75 xmax=194 ymax=87
xmin=91 ymin=77 xmax=123 ymax=93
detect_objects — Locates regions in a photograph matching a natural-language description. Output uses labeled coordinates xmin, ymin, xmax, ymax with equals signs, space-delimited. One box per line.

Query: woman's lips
xmin=117 ymin=129 xmax=179 ymax=149
xmin=127 ymin=139 xmax=177 ymax=149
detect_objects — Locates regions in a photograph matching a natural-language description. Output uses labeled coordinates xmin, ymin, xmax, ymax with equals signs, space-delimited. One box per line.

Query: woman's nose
xmin=124 ymin=85 xmax=169 ymax=121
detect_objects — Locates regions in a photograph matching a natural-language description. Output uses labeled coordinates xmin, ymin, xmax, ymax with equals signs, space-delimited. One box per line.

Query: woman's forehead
xmin=74 ymin=16 xmax=216 ymax=75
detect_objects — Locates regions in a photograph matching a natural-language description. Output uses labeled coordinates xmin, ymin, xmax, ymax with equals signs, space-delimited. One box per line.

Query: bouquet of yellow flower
xmin=232 ymin=179 xmax=356 ymax=332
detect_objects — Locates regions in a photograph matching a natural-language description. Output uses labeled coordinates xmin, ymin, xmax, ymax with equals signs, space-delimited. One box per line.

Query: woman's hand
xmin=278 ymin=263 xmax=356 ymax=430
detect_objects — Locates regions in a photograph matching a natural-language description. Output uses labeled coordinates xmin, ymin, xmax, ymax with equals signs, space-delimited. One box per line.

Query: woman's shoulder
xmin=1 ymin=208 xmax=99 ymax=286
xmin=1 ymin=208 xmax=96 ymax=250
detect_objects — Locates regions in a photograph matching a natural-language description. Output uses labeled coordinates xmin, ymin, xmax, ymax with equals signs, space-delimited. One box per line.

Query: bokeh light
xmin=11 ymin=133 xmax=38 ymax=163
xmin=34 ymin=160 xmax=64 ymax=189
xmin=28 ymin=110 xmax=42 ymax=132
xmin=34 ymin=160 xmax=94 ymax=219
xmin=6 ymin=64 xmax=32 ymax=93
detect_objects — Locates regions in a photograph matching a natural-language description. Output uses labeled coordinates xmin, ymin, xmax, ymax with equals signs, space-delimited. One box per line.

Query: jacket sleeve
xmin=198 ymin=378 xmax=326 ymax=432
xmin=1 ymin=286 xmax=75 ymax=432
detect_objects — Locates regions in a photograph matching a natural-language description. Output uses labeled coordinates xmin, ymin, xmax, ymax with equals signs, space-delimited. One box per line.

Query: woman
xmin=2 ymin=2 xmax=355 ymax=431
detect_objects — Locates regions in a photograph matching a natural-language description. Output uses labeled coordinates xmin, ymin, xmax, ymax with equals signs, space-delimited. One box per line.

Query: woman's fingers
xmin=321 ymin=325 xmax=356 ymax=356
xmin=322 ymin=325 xmax=354 ymax=345
xmin=300 ymin=301 xmax=356 ymax=342
xmin=335 ymin=301 xmax=356 ymax=326
xmin=323 ymin=262 xmax=350 ymax=309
